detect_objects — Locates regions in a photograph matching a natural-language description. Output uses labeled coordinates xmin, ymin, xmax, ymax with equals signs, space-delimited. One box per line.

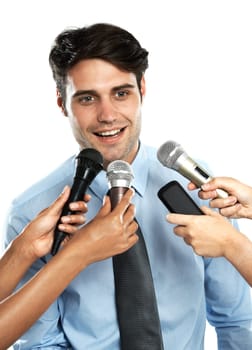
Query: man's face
xmin=61 ymin=58 xmax=145 ymax=169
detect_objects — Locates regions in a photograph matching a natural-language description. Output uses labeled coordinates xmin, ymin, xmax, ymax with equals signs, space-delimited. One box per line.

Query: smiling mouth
xmin=95 ymin=128 xmax=125 ymax=137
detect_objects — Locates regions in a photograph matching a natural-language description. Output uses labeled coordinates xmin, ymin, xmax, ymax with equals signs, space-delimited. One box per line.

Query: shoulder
xmin=140 ymin=144 xmax=188 ymax=186
xmin=9 ymin=155 xmax=76 ymax=220
xmin=13 ymin=156 xmax=75 ymax=206
xmin=4 ymin=155 xmax=77 ymax=246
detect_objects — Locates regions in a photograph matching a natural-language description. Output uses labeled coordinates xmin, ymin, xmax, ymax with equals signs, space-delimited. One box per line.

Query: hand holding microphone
xmin=51 ymin=148 xmax=103 ymax=255
xmin=197 ymin=177 xmax=252 ymax=219
xmin=157 ymin=140 xmax=228 ymax=199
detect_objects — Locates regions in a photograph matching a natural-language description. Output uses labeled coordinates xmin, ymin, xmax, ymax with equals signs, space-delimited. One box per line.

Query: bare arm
xmin=0 ymin=189 xmax=137 ymax=350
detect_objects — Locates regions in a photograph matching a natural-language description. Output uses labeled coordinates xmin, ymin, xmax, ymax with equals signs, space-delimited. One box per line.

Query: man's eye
xmin=116 ymin=90 xmax=129 ymax=98
xmin=79 ymin=95 xmax=94 ymax=103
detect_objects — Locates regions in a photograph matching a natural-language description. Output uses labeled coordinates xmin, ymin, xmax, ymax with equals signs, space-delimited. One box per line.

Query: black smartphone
xmin=157 ymin=180 xmax=203 ymax=215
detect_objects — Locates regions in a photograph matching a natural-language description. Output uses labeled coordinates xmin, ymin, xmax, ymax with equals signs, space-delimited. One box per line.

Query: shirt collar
xmin=90 ymin=142 xmax=149 ymax=200
xmin=131 ymin=143 xmax=148 ymax=198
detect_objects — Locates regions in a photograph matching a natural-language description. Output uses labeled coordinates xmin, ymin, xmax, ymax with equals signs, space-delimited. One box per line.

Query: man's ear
xmin=140 ymin=75 xmax=146 ymax=98
xmin=56 ymin=90 xmax=67 ymax=116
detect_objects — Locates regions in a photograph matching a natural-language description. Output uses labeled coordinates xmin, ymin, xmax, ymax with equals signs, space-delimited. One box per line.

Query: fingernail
xmin=61 ymin=216 xmax=70 ymax=223
xmin=61 ymin=186 xmax=68 ymax=194
xmin=201 ymin=184 xmax=209 ymax=190
xmin=69 ymin=203 xmax=78 ymax=210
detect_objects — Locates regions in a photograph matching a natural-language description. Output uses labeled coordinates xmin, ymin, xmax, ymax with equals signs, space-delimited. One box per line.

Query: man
xmin=4 ymin=23 xmax=252 ymax=349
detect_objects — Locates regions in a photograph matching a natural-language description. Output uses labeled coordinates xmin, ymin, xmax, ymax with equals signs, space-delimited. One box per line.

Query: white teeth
xmin=98 ymin=129 xmax=121 ymax=136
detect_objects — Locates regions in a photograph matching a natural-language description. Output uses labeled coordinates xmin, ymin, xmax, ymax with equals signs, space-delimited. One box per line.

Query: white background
xmin=0 ymin=1 xmax=252 ymax=349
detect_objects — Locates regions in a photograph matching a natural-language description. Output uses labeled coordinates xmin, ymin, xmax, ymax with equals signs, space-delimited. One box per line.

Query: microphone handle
xmin=51 ymin=178 xmax=89 ymax=256
xmin=109 ymin=187 xmax=129 ymax=210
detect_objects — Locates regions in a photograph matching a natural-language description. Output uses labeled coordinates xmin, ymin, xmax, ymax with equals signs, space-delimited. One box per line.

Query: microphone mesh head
xmin=75 ymin=148 xmax=104 ymax=179
xmin=77 ymin=148 xmax=103 ymax=168
xmin=157 ymin=140 xmax=185 ymax=168
xmin=106 ymin=160 xmax=134 ymax=188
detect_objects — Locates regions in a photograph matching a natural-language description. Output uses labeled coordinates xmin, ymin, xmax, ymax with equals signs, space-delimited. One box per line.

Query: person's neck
xmin=103 ymin=141 xmax=141 ymax=170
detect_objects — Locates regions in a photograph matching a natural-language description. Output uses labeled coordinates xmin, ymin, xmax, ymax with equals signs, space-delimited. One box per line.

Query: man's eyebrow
xmin=111 ymin=83 xmax=135 ymax=92
xmin=72 ymin=90 xmax=97 ymax=98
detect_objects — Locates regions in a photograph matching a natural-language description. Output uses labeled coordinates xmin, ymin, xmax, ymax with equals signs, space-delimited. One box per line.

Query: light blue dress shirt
xmin=4 ymin=143 xmax=252 ymax=349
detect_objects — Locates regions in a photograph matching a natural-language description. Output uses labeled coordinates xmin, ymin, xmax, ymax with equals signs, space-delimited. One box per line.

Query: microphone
xmin=157 ymin=140 xmax=228 ymax=199
xmin=106 ymin=160 xmax=134 ymax=210
xmin=51 ymin=148 xmax=104 ymax=255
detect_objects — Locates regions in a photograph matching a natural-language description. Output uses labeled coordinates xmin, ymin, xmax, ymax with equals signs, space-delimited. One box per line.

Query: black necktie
xmin=113 ymin=223 xmax=164 ymax=350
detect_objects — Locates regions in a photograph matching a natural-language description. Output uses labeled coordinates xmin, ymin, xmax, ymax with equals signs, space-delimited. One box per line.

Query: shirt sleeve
xmin=204 ymin=219 xmax=252 ymax=349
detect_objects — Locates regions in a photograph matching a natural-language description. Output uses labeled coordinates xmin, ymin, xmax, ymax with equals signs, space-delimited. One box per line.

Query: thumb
xmin=96 ymin=196 xmax=111 ymax=218
xmin=47 ymin=186 xmax=71 ymax=216
xmin=200 ymin=205 xmax=218 ymax=216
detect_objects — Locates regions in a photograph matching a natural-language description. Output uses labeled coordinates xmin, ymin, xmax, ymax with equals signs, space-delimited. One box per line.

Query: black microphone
xmin=51 ymin=148 xmax=103 ymax=255
xmin=106 ymin=160 xmax=134 ymax=210
xmin=157 ymin=140 xmax=228 ymax=199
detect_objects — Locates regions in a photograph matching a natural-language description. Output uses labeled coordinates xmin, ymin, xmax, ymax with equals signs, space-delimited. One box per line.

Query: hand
xmin=18 ymin=186 xmax=89 ymax=261
xmin=188 ymin=177 xmax=252 ymax=219
xmin=167 ymin=206 xmax=239 ymax=257
xmin=63 ymin=188 xmax=139 ymax=266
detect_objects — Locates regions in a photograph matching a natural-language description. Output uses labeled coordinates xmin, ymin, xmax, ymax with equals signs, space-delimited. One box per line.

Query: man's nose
xmin=97 ymin=99 xmax=117 ymax=122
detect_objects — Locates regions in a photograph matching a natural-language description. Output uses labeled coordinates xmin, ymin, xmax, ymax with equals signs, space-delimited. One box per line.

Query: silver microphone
xmin=157 ymin=140 xmax=228 ymax=199
xmin=106 ymin=160 xmax=134 ymax=210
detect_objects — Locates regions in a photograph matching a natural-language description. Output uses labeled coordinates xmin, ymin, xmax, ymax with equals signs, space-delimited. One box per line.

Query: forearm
xmin=224 ymin=231 xmax=252 ymax=286
xmin=0 ymin=244 xmax=87 ymax=350
xmin=0 ymin=237 xmax=35 ymax=301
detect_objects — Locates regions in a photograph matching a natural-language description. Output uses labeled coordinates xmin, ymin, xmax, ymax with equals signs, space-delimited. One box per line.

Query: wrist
xmin=60 ymin=232 xmax=90 ymax=267
xmin=246 ymin=209 xmax=252 ymax=220
xmin=56 ymin=240 xmax=89 ymax=275
xmin=12 ymin=234 xmax=38 ymax=266
xmin=224 ymin=229 xmax=250 ymax=263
